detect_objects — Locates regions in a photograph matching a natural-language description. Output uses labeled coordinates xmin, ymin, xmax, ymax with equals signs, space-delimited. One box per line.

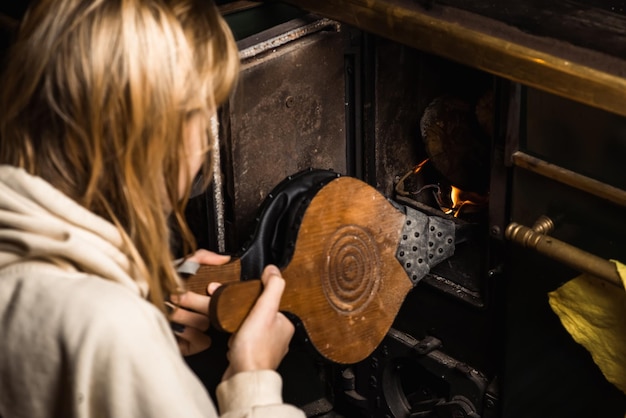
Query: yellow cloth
xmin=548 ymin=260 xmax=626 ymax=395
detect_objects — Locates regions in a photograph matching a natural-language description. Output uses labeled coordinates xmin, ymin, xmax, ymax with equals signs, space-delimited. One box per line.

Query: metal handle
xmin=505 ymin=216 xmax=623 ymax=289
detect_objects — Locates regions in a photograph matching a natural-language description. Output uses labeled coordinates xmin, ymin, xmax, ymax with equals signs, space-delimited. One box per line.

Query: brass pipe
xmin=512 ymin=152 xmax=626 ymax=208
xmin=505 ymin=220 xmax=623 ymax=289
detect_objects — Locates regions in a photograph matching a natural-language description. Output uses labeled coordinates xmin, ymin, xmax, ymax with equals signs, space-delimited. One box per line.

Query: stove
xmin=183 ymin=2 xmax=626 ymax=417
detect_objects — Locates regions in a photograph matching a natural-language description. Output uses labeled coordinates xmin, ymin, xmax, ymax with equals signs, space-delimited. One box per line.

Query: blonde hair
xmin=0 ymin=0 xmax=239 ymax=311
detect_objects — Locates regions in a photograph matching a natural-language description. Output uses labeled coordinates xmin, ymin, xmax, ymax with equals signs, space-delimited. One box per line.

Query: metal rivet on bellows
xmin=403 ymin=235 xmax=408 ymax=240
xmin=430 ymin=226 xmax=435 ymax=231
xmin=448 ymin=238 xmax=453 ymax=244
xmin=412 ymin=246 xmax=417 ymax=251
xmin=399 ymin=251 xmax=405 ymax=257
xmin=438 ymin=247 xmax=443 ymax=253
xmin=428 ymin=254 xmax=433 ymax=259
xmin=412 ymin=274 xmax=417 ymax=280
xmin=428 ymin=241 xmax=433 ymax=247
xmin=406 ymin=262 xmax=411 ymax=268
xmin=406 ymin=220 xmax=412 ymax=225
xmin=414 ymin=232 xmax=420 ymax=237
xmin=418 ymin=258 xmax=423 ymax=263
xmin=437 ymin=231 xmax=442 ymax=237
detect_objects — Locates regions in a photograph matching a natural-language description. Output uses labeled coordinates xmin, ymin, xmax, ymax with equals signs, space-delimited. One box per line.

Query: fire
xmin=413 ymin=158 xmax=429 ymax=173
xmin=399 ymin=158 xmax=489 ymax=218
xmin=440 ymin=185 xmax=489 ymax=217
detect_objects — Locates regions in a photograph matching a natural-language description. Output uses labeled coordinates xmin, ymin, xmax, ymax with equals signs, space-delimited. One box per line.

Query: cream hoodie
xmin=0 ymin=165 xmax=304 ymax=418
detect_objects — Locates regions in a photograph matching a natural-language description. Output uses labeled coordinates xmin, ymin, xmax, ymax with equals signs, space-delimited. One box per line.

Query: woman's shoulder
xmin=1 ymin=260 xmax=172 ymax=347
xmin=0 ymin=261 xmax=217 ymax=417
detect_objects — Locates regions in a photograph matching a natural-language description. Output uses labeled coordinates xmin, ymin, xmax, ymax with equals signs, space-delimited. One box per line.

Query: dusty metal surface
xmin=221 ymin=19 xmax=351 ymax=248
xmin=366 ymin=37 xmax=425 ymax=197
xmin=238 ymin=17 xmax=339 ymax=60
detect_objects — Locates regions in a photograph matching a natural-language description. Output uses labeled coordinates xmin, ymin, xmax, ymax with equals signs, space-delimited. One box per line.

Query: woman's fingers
xmin=207 ymin=282 xmax=221 ymax=295
xmin=185 ymin=249 xmax=230 ymax=265
xmin=222 ymin=265 xmax=294 ymax=381
xmin=169 ymin=249 xmax=229 ymax=357
xmin=170 ymin=291 xmax=210 ymax=315
xmin=173 ymin=324 xmax=212 ymax=356
xmin=168 ymin=301 xmax=210 ymax=331
xmin=255 ymin=265 xmax=285 ymax=313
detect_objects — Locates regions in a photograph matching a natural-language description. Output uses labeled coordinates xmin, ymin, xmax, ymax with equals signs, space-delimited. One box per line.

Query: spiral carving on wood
xmin=322 ymin=224 xmax=381 ymax=314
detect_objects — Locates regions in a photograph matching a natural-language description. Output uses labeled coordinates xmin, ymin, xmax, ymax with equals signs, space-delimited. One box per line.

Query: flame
xmin=443 ymin=186 xmax=489 ymax=217
xmin=403 ymin=158 xmax=488 ymax=218
xmin=413 ymin=158 xmax=429 ymax=173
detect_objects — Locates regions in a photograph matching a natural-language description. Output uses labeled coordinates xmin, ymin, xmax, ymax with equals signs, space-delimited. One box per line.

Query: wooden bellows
xmin=184 ymin=176 xmax=416 ymax=364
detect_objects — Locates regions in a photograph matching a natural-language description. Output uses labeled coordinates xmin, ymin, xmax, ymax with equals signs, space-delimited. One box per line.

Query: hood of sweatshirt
xmin=0 ymin=165 xmax=148 ymax=297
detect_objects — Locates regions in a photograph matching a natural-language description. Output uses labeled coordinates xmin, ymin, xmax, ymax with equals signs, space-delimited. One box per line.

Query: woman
xmin=0 ymin=0 xmax=304 ymax=417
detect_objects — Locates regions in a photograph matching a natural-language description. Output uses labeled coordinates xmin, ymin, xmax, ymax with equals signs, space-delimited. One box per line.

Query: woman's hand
xmin=222 ymin=265 xmax=295 ymax=381
xmin=169 ymin=249 xmax=230 ymax=356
